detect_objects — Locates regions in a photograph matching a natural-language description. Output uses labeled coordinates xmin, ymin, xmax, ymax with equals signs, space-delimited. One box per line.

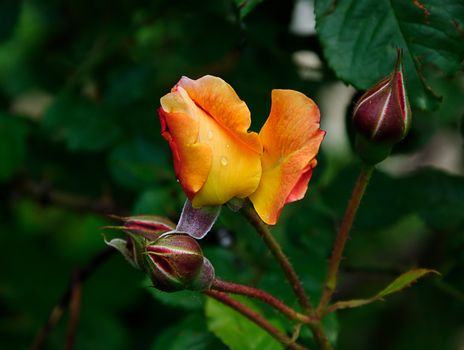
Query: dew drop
xmin=220 ymin=156 xmax=228 ymax=166
xmin=207 ymin=130 xmax=213 ymax=140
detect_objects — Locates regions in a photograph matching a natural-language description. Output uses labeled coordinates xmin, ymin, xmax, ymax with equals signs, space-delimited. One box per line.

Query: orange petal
xmin=177 ymin=75 xmax=262 ymax=154
xmin=160 ymin=80 xmax=262 ymax=206
xmin=250 ymin=90 xmax=325 ymax=225
xmin=159 ymin=89 xmax=212 ymax=199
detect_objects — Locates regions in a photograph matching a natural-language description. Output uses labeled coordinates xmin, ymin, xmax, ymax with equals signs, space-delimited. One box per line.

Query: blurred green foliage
xmin=1 ymin=0 xmax=463 ymax=349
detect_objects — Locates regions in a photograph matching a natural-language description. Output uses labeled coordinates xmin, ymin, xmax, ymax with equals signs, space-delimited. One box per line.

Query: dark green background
xmin=1 ymin=0 xmax=463 ymax=349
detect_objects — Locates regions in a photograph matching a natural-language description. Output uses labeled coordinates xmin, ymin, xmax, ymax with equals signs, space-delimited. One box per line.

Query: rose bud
xmin=105 ymin=215 xmax=176 ymax=269
xmin=108 ymin=215 xmax=175 ymax=240
xmin=145 ymin=233 xmax=215 ymax=292
xmin=352 ymin=49 xmax=411 ymax=164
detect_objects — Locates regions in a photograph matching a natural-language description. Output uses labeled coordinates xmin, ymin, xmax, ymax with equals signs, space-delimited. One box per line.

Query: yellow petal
xmin=192 ymin=106 xmax=262 ymax=206
xmin=160 ymin=78 xmax=262 ymax=206
xmin=250 ymin=90 xmax=325 ymax=225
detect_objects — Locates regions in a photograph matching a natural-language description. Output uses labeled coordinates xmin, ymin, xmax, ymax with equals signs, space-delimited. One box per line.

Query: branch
xmin=212 ymin=279 xmax=316 ymax=324
xmin=29 ymin=247 xmax=115 ymax=350
xmin=65 ymin=273 xmax=82 ymax=350
xmin=241 ymin=205 xmax=314 ymax=315
xmin=241 ymin=204 xmax=333 ymax=350
xmin=317 ymin=165 xmax=374 ymax=314
xmin=18 ymin=179 xmax=127 ymax=216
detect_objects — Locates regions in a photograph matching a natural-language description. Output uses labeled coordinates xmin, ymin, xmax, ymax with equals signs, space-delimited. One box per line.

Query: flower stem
xmin=204 ymin=290 xmax=310 ymax=350
xmin=65 ymin=272 xmax=82 ymax=350
xmin=241 ymin=205 xmax=334 ymax=350
xmin=317 ymin=164 xmax=374 ymax=315
xmin=242 ymin=205 xmax=314 ymax=315
xmin=212 ymin=279 xmax=316 ymax=324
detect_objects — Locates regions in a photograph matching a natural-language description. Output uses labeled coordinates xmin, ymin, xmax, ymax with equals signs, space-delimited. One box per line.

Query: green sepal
xmin=226 ymin=198 xmax=246 ymax=212
xmin=126 ymin=233 xmax=150 ymax=271
xmin=355 ymin=133 xmax=393 ymax=165
xmin=189 ymin=257 xmax=215 ymax=291
xmin=104 ymin=237 xmax=136 ymax=268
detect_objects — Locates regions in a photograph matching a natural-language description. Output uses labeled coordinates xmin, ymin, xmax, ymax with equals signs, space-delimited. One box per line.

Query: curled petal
xmin=177 ymin=75 xmax=262 ymax=154
xmin=159 ymin=77 xmax=262 ymax=206
xmin=159 ymin=88 xmax=212 ymax=199
xmin=250 ymin=90 xmax=325 ymax=225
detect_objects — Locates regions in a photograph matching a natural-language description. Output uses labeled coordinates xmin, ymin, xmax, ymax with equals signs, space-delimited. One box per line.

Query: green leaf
xmin=235 ymin=0 xmax=264 ymax=18
xmin=376 ymin=268 xmax=439 ymax=298
xmin=0 ymin=113 xmax=28 ymax=181
xmin=329 ymin=268 xmax=438 ymax=312
xmin=43 ymin=95 xmax=121 ymax=151
xmin=315 ymin=0 xmax=464 ymax=110
xmin=205 ymin=297 xmax=284 ymax=350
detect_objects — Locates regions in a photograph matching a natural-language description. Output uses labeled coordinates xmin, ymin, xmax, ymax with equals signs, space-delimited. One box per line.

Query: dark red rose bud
xmin=145 ymin=234 xmax=215 ymax=292
xmin=352 ymin=50 xmax=411 ymax=163
xmin=105 ymin=215 xmax=176 ymax=269
xmin=124 ymin=215 xmax=176 ymax=240
xmin=108 ymin=215 xmax=175 ymax=240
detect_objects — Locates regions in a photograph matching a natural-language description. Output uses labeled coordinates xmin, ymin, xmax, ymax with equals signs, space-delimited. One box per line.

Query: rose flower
xmin=159 ymin=76 xmax=324 ymax=225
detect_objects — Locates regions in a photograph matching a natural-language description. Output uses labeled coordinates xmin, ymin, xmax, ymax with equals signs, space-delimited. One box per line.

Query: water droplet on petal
xmin=220 ymin=156 xmax=228 ymax=166
xmin=207 ymin=130 xmax=213 ymax=140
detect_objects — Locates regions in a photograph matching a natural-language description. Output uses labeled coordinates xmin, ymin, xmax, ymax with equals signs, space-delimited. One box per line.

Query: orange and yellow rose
xmin=158 ymin=75 xmax=325 ymax=225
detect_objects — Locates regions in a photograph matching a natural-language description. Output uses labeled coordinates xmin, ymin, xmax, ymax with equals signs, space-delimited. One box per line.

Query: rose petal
xmin=160 ymin=80 xmax=262 ymax=206
xmin=285 ymin=159 xmax=317 ymax=203
xmin=160 ymin=88 xmax=213 ymax=199
xmin=177 ymin=75 xmax=262 ymax=154
xmin=250 ymin=90 xmax=325 ymax=225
